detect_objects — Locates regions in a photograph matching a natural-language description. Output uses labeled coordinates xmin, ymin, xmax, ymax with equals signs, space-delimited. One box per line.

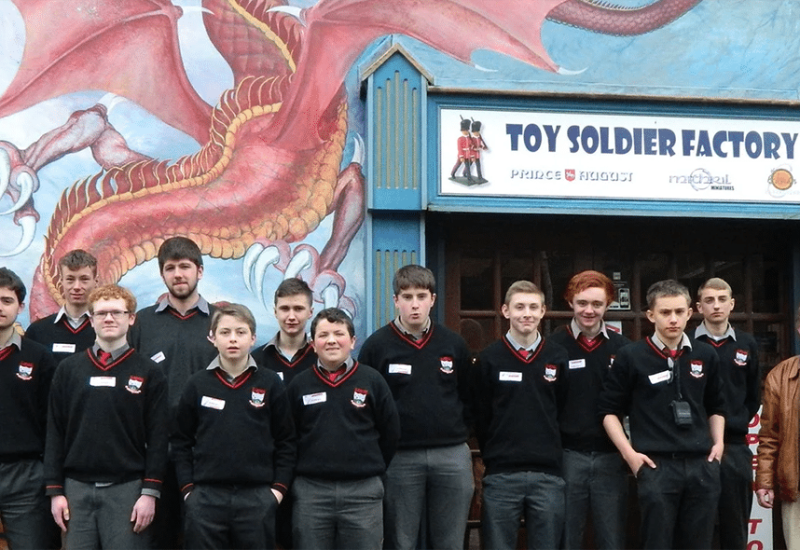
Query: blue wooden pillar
xmin=361 ymin=44 xmax=431 ymax=331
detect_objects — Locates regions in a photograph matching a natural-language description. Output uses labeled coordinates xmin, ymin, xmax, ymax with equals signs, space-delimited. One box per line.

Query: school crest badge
xmin=250 ymin=388 xmax=266 ymax=408
xmin=125 ymin=376 xmax=144 ymax=394
xmin=734 ymin=349 xmax=749 ymax=367
xmin=16 ymin=362 xmax=33 ymax=381
xmin=690 ymin=360 xmax=704 ymax=379
xmin=543 ymin=364 xmax=558 ymax=382
xmin=351 ymin=388 xmax=368 ymax=408
xmin=439 ymin=356 xmax=454 ymax=374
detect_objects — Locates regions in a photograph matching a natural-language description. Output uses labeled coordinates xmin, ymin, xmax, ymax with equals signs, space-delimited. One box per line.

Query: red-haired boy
xmin=549 ymin=270 xmax=631 ymax=549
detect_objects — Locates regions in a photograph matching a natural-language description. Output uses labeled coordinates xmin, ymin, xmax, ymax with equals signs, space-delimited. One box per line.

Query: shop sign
xmin=440 ymin=108 xmax=800 ymax=203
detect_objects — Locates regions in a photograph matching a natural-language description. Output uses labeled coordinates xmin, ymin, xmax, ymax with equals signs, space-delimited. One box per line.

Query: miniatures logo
xmin=250 ymin=388 xmax=266 ymax=408
xmin=351 ymin=388 xmax=368 ymax=408
xmin=449 ymin=117 xmax=489 ymax=186
xmin=768 ymin=167 xmax=795 ymax=197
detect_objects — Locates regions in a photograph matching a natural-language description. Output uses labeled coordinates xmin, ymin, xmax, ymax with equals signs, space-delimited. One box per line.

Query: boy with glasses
xmin=45 ymin=284 xmax=168 ymax=549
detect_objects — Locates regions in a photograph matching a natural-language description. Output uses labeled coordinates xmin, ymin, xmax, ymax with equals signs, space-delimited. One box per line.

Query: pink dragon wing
xmin=269 ymin=0 xmax=568 ymax=151
xmin=0 ymin=0 xmax=212 ymax=144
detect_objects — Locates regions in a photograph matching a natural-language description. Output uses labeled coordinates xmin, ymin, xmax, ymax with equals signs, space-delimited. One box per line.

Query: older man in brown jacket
xmin=756 ymin=311 xmax=800 ymax=550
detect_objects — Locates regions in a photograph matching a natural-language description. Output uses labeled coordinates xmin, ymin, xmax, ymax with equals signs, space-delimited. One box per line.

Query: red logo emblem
xmin=565 ymin=169 xmax=576 ymax=181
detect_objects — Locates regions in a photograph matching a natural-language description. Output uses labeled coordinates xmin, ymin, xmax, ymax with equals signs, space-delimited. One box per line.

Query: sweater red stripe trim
xmin=61 ymin=317 xmax=92 ymax=335
xmin=213 ymin=369 xmax=254 ymax=389
xmin=0 ymin=346 xmax=14 ymax=362
xmin=501 ymin=335 xmax=542 ymax=364
xmin=312 ymin=361 xmax=359 ymax=388
xmin=389 ymin=322 xmax=434 ymax=349
xmin=88 ymin=348 xmax=136 ymax=371
xmin=168 ymin=309 xmax=198 ymax=321
xmin=645 ymin=337 xmax=684 ymax=360
xmin=566 ymin=326 xmax=604 ymax=353
xmin=275 ymin=344 xmax=313 ymax=368
xmin=705 ymin=338 xmax=727 ymax=348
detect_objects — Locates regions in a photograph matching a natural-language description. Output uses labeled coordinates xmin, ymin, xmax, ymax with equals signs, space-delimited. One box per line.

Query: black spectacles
xmin=92 ymin=310 xmax=129 ymax=320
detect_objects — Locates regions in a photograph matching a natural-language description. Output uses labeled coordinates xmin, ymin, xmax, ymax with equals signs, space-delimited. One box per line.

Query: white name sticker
xmin=303 ymin=392 xmax=327 ymax=405
xmin=388 ymin=364 xmax=412 ymax=375
xmin=499 ymin=371 xmax=523 ymax=382
xmin=89 ymin=376 xmax=116 ymax=387
xmin=569 ymin=359 xmax=586 ymax=370
xmin=150 ymin=351 xmax=166 ymax=363
xmin=201 ymin=396 xmax=226 ymax=410
xmin=648 ymin=371 xmax=672 ymax=385
xmin=53 ymin=343 xmax=76 ymax=353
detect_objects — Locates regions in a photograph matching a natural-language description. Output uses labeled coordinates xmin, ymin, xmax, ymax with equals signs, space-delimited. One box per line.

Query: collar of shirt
xmin=0 ymin=331 xmax=22 ymax=352
xmin=207 ymin=354 xmax=258 ymax=382
xmin=316 ymin=355 xmax=355 ymax=381
xmin=92 ymin=342 xmax=131 ymax=362
xmin=651 ymin=332 xmax=692 ymax=354
xmin=569 ymin=318 xmax=610 ymax=341
xmin=54 ymin=305 xmax=90 ymax=329
xmin=265 ymin=331 xmax=311 ymax=361
xmin=154 ymin=295 xmax=210 ymax=315
xmin=393 ymin=317 xmax=431 ymax=341
xmin=694 ymin=322 xmax=736 ymax=342
xmin=506 ymin=331 xmax=541 ymax=353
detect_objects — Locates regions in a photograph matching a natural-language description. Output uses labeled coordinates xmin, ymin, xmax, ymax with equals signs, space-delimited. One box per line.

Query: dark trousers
xmin=64 ymin=478 xmax=150 ymax=550
xmin=292 ymin=475 xmax=383 ymax=550
xmin=717 ymin=443 xmax=754 ymax=550
xmin=383 ymin=444 xmax=474 ymax=550
xmin=0 ymin=460 xmax=59 ymax=550
xmin=184 ymin=484 xmax=278 ymax=550
xmin=481 ymin=470 xmax=565 ymax=550
xmin=637 ymin=456 xmax=720 ymax=549
xmin=563 ymin=449 xmax=628 ymax=550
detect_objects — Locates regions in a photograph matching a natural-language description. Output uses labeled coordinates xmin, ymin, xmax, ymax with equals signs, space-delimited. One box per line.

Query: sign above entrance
xmin=440 ymin=108 xmax=800 ymax=204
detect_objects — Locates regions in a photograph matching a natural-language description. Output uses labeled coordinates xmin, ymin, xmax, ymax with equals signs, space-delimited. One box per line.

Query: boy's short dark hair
xmin=88 ymin=284 xmax=137 ymax=314
xmin=696 ymin=277 xmax=732 ymax=300
xmin=0 ymin=267 xmax=26 ymax=303
xmin=274 ymin=278 xmax=313 ymax=306
xmin=646 ymin=279 xmax=691 ymax=310
xmin=58 ymin=249 xmax=98 ymax=276
xmin=211 ymin=303 xmax=257 ymax=335
xmin=392 ymin=265 xmax=435 ymax=296
xmin=504 ymin=280 xmax=544 ymax=305
xmin=564 ymin=270 xmax=615 ymax=304
xmin=311 ymin=308 xmax=354 ymax=338
xmin=157 ymin=236 xmax=203 ymax=271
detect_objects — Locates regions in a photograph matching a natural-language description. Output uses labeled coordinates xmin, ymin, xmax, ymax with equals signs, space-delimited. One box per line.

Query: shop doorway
xmin=437 ymin=213 xmax=791 ymax=371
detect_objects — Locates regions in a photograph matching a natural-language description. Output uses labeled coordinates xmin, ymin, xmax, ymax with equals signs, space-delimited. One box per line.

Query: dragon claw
xmin=243 ymin=241 xmax=356 ymax=317
xmin=0 ymin=170 xmax=35 ymax=215
xmin=0 ymin=215 xmax=36 ymax=257
xmin=243 ymin=243 xmax=282 ymax=305
xmin=0 ymin=141 xmax=41 ymax=255
xmin=284 ymin=248 xmax=314 ymax=279
xmin=0 ymin=147 xmax=10 ymax=198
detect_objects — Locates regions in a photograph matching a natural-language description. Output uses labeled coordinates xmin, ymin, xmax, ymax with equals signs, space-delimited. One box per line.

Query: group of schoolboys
xmin=0 ymin=235 xmax=761 ymax=550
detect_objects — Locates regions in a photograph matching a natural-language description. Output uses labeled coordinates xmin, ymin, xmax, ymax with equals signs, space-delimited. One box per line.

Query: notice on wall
xmin=439 ymin=108 xmax=800 ymax=204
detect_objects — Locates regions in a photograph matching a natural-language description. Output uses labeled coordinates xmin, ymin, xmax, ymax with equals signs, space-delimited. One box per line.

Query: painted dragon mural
xmin=0 ymin=0 xmax=701 ymax=325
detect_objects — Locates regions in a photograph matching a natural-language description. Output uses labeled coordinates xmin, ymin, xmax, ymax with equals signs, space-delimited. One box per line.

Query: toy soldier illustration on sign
xmin=450 ymin=117 xmax=489 ymax=185
xmin=470 ymin=120 xmax=489 ymax=183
